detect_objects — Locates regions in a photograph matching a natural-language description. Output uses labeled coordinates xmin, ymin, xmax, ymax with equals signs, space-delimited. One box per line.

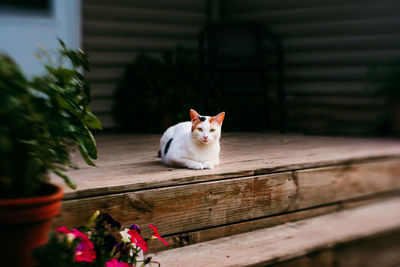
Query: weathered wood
xmin=273 ymin=230 xmax=400 ymax=267
xmin=51 ymin=134 xmax=400 ymax=199
xmin=149 ymin=198 xmax=400 ymax=267
xmin=148 ymin=203 xmax=339 ymax=253
xmin=294 ymin=159 xmax=400 ymax=209
xmin=147 ymin=191 xmax=400 ymax=253
xmin=53 ymin=172 xmax=296 ymax=238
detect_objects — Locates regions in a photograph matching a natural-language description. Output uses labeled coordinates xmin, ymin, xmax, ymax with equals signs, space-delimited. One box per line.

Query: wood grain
xmin=149 ymin=198 xmax=400 ymax=267
xmin=147 ymin=191 xmax=400 ymax=253
xmin=50 ymin=133 xmax=400 ymax=199
xmin=294 ymin=159 xmax=400 ymax=209
xmin=53 ymin=172 xmax=296 ymax=237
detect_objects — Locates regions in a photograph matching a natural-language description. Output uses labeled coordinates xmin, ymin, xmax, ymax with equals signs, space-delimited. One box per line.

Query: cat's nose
xmin=203 ymin=136 xmax=208 ymax=140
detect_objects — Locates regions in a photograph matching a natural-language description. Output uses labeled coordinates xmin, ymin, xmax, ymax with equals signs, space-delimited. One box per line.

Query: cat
xmin=159 ymin=109 xmax=225 ymax=169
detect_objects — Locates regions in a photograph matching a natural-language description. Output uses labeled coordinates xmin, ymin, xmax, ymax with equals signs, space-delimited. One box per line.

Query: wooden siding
xmin=223 ymin=0 xmax=400 ymax=134
xmin=82 ymin=0 xmax=206 ymax=128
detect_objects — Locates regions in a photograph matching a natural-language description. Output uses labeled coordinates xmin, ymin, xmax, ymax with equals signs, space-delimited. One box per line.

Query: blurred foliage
xmin=369 ymin=60 xmax=400 ymax=134
xmin=0 ymin=40 xmax=101 ymax=198
xmin=112 ymin=46 xmax=204 ymax=133
xmin=369 ymin=60 xmax=400 ymax=99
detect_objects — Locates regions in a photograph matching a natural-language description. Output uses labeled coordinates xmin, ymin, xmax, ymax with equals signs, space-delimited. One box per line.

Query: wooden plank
xmin=91 ymin=83 xmax=117 ymax=98
xmin=83 ymin=5 xmax=205 ymax=25
xmin=225 ymin=0 xmax=382 ymax=14
xmin=149 ymin=198 xmax=400 ymax=266
xmin=52 ymin=172 xmax=296 ymax=238
xmin=275 ymin=230 xmax=400 ymax=267
xmin=85 ymin=67 xmax=124 ymax=83
xmin=90 ymin=98 xmax=114 ymax=114
xmin=274 ymin=18 xmax=400 ymax=38
xmin=84 ymin=0 xmax=206 ymax=12
xmin=83 ymin=20 xmax=200 ymax=39
xmin=294 ymin=160 xmax=400 ymax=209
xmin=285 ymin=50 xmax=400 ymax=67
xmin=50 ymin=134 xmax=400 ymax=199
xmin=284 ymin=34 xmax=400 ymax=52
xmin=96 ymin=114 xmax=116 ymax=129
xmin=333 ymin=230 xmax=400 ymax=267
xmin=225 ymin=2 xmax=400 ymax=25
xmin=285 ymin=81 xmax=377 ymax=97
xmin=148 ymin=204 xmax=340 ymax=253
xmin=287 ymin=108 xmax=384 ymax=124
xmin=84 ymin=36 xmax=197 ymax=52
xmin=146 ymin=190 xmax=400 ymax=253
xmin=277 ymin=66 xmax=369 ymax=82
xmin=287 ymin=96 xmax=385 ymax=108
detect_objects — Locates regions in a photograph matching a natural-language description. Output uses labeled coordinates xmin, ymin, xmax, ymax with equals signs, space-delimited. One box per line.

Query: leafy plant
xmin=0 ymin=40 xmax=101 ymax=198
xmin=112 ymin=46 xmax=202 ymax=133
xmin=33 ymin=211 xmax=168 ymax=267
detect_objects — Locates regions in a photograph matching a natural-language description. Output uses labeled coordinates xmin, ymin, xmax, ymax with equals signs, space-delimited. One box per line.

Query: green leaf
xmin=78 ymin=144 xmax=96 ymax=166
xmin=76 ymin=129 xmax=97 ymax=159
xmin=52 ymin=169 xmax=77 ymax=189
xmin=58 ymin=38 xmax=66 ymax=50
xmin=83 ymin=111 xmax=102 ymax=130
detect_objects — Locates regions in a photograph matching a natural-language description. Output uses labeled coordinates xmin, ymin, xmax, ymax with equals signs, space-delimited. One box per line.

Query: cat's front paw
xmin=203 ymin=161 xmax=214 ymax=169
xmin=188 ymin=162 xmax=205 ymax=170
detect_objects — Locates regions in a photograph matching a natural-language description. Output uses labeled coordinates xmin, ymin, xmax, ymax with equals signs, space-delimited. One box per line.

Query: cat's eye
xmin=210 ymin=129 xmax=215 ymax=132
xmin=197 ymin=128 xmax=203 ymax=132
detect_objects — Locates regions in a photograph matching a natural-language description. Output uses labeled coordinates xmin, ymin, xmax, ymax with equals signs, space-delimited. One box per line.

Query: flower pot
xmin=0 ymin=183 xmax=64 ymax=267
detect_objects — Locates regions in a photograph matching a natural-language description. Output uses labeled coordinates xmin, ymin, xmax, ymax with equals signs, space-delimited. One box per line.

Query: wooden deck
xmin=53 ymin=133 xmax=400 ymax=199
xmin=51 ymin=133 xmax=400 ymax=259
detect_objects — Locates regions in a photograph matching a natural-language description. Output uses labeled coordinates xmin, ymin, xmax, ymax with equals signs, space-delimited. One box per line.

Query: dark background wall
xmin=84 ymin=0 xmax=400 ymax=135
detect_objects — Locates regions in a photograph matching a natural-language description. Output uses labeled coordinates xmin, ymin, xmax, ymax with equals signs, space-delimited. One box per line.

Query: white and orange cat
xmin=159 ymin=109 xmax=225 ymax=169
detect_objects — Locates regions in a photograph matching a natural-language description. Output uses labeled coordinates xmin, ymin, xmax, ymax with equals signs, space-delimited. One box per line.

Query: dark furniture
xmin=198 ymin=23 xmax=285 ymax=132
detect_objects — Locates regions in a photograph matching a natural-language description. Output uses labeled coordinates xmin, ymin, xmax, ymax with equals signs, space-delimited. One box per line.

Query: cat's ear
xmin=190 ymin=109 xmax=200 ymax=121
xmin=214 ymin=111 xmax=225 ymax=125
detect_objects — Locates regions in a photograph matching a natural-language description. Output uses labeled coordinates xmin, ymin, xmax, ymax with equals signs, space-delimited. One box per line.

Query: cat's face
xmin=190 ymin=109 xmax=225 ymax=145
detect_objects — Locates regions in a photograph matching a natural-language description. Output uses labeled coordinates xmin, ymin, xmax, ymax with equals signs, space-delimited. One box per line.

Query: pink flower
xmin=75 ymin=238 xmax=96 ymax=262
xmin=149 ymin=225 xmax=169 ymax=246
xmin=56 ymin=226 xmax=87 ymax=239
xmin=106 ymin=258 xmax=133 ymax=267
xmin=128 ymin=229 xmax=148 ymax=252
xmin=56 ymin=226 xmax=96 ymax=263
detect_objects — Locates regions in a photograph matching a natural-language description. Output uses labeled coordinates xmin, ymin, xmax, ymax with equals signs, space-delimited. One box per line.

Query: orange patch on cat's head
xmin=190 ymin=109 xmax=201 ymax=132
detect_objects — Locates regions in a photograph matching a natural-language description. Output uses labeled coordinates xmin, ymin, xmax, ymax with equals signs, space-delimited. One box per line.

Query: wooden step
xmin=51 ymin=134 xmax=400 ymax=253
xmin=149 ymin=198 xmax=400 ymax=267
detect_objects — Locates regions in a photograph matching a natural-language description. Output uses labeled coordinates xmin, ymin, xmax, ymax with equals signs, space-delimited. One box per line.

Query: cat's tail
xmin=157 ymin=150 xmax=161 ymax=158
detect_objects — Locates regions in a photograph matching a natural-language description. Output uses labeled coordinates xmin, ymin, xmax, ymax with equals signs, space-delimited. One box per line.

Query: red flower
xmin=56 ymin=226 xmax=96 ymax=263
xmin=149 ymin=225 xmax=169 ymax=246
xmin=128 ymin=229 xmax=148 ymax=252
xmin=75 ymin=238 xmax=96 ymax=262
xmin=106 ymin=258 xmax=133 ymax=267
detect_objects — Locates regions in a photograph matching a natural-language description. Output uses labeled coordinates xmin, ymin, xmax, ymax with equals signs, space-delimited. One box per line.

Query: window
xmin=0 ymin=0 xmax=51 ymax=15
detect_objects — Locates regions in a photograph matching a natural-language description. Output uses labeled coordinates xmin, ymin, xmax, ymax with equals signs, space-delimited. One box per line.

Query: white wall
xmin=0 ymin=0 xmax=81 ymax=76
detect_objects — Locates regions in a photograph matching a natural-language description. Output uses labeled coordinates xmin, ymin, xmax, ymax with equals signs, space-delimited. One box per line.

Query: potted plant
xmin=0 ymin=40 xmax=101 ymax=266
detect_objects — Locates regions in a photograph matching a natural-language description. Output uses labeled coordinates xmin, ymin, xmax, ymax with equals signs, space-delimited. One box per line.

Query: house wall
xmin=223 ymin=0 xmax=400 ymax=134
xmin=0 ymin=0 xmax=81 ymax=76
xmin=82 ymin=0 xmax=206 ymax=128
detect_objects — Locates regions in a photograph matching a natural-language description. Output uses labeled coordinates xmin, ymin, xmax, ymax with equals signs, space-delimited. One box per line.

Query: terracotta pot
xmin=0 ymin=183 xmax=64 ymax=267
